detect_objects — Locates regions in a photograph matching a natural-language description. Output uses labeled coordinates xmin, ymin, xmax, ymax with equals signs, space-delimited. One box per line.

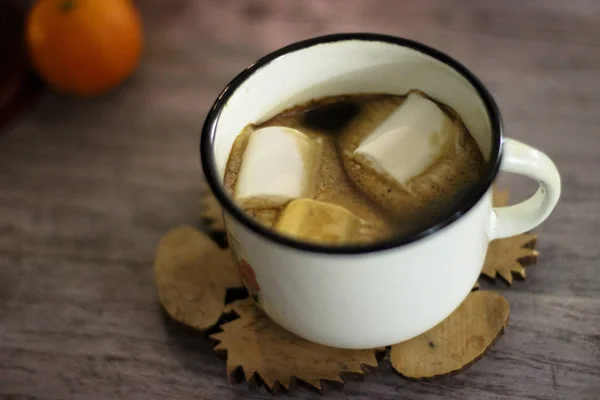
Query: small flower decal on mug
xmin=239 ymin=259 xmax=260 ymax=292
xmin=228 ymin=233 xmax=263 ymax=309
xmin=238 ymin=258 xmax=263 ymax=308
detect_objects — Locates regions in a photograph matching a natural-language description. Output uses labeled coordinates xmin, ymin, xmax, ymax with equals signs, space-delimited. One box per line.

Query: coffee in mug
xmin=224 ymin=90 xmax=485 ymax=245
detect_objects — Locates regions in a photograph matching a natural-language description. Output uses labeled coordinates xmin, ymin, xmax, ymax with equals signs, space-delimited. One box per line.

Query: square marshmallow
xmin=235 ymin=126 xmax=321 ymax=208
xmin=274 ymin=198 xmax=362 ymax=244
xmin=355 ymin=92 xmax=458 ymax=184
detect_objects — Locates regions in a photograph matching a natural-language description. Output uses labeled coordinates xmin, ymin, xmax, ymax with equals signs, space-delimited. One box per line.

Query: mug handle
xmin=491 ymin=138 xmax=561 ymax=239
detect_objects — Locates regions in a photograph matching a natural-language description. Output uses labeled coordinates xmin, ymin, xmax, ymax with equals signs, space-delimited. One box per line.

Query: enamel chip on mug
xmin=354 ymin=92 xmax=459 ymax=185
xmin=234 ymin=126 xmax=322 ymax=208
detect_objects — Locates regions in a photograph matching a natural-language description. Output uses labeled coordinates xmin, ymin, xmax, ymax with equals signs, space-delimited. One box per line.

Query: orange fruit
xmin=26 ymin=0 xmax=143 ymax=95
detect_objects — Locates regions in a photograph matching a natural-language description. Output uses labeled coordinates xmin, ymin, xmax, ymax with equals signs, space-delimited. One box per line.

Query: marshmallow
xmin=274 ymin=199 xmax=362 ymax=244
xmin=354 ymin=92 xmax=458 ymax=184
xmin=235 ymin=126 xmax=321 ymax=208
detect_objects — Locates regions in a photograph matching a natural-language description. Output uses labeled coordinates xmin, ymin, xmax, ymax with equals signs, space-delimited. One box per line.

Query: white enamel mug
xmin=201 ymin=33 xmax=561 ymax=349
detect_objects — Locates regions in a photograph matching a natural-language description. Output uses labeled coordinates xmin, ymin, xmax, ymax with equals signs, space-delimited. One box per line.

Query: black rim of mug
xmin=200 ymin=32 xmax=503 ymax=255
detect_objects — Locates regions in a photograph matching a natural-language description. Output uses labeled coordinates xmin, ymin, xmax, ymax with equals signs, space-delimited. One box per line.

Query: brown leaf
xmin=493 ymin=185 xmax=510 ymax=207
xmin=200 ymin=190 xmax=226 ymax=232
xmin=481 ymin=233 xmax=539 ymax=284
xmin=390 ymin=291 xmax=509 ymax=379
xmin=211 ymin=299 xmax=378 ymax=392
xmin=486 ymin=186 xmax=539 ymax=283
xmin=154 ymin=225 xmax=242 ymax=330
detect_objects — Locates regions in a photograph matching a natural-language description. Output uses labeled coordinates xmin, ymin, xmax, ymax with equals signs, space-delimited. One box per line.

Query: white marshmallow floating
xmin=235 ymin=126 xmax=321 ymax=208
xmin=354 ymin=92 xmax=458 ymax=185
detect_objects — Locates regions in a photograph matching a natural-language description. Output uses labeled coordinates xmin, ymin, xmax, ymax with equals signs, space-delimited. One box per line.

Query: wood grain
xmin=1 ymin=0 xmax=599 ymax=398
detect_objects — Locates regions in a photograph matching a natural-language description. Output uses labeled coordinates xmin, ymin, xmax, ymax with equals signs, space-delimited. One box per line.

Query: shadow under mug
xmin=201 ymin=33 xmax=561 ymax=349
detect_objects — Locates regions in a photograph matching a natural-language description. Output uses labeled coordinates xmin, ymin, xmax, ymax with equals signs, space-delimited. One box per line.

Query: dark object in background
xmin=0 ymin=0 xmax=43 ymax=133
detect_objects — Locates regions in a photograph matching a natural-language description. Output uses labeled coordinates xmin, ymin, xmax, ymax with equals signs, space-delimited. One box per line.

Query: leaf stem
xmin=59 ymin=0 xmax=75 ymax=13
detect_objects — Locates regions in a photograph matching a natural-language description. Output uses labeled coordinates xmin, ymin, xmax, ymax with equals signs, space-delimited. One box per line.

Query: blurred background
xmin=1 ymin=0 xmax=591 ymax=261
xmin=1 ymin=1 xmax=598 ymax=399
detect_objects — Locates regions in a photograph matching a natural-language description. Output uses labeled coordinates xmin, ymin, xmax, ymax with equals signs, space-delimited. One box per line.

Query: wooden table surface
xmin=1 ymin=1 xmax=599 ymax=398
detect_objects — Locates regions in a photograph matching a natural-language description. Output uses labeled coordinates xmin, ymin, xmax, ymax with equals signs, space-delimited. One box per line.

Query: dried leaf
xmin=482 ymin=233 xmax=539 ymax=284
xmin=486 ymin=186 xmax=539 ymax=283
xmin=151 ymin=185 xmax=520 ymax=387
xmin=390 ymin=291 xmax=509 ymax=379
xmin=493 ymin=185 xmax=510 ymax=207
xmin=211 ymin=299 xmax=378 ymax=392
xmin=154 ymin=225 xmax=242 ymax=329
xmin=201 ymin=190 xmax=226 ymax=232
